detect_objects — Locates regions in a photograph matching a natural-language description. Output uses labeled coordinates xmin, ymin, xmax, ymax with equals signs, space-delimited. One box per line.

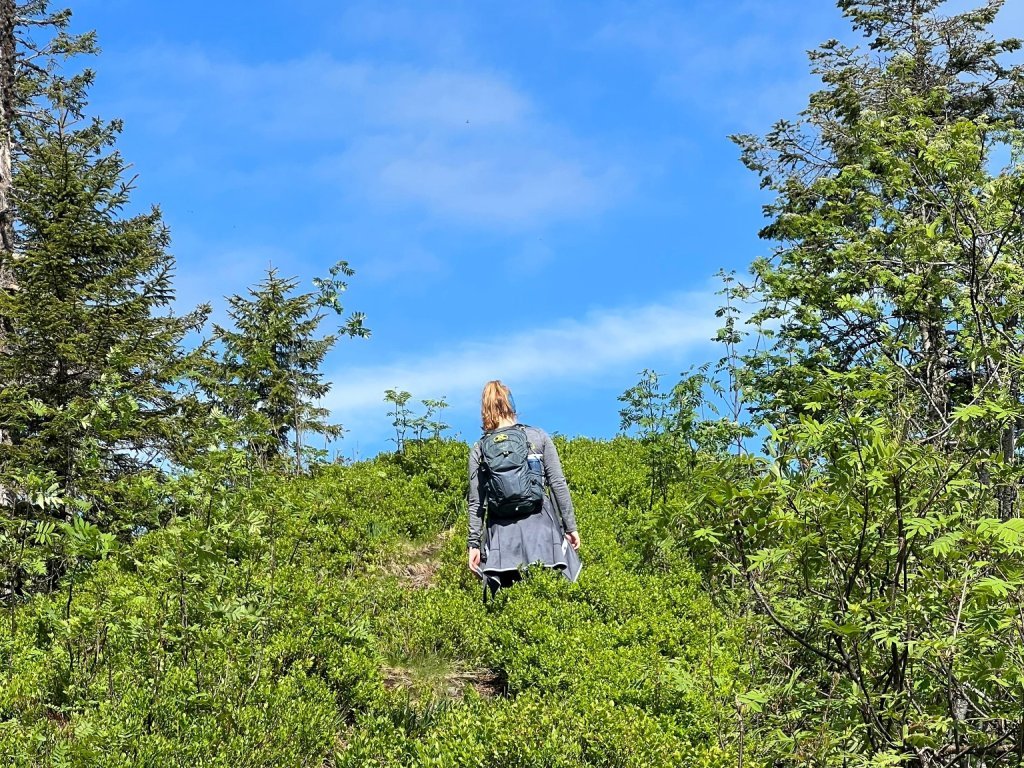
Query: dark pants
xmin=483 ymin=569 xmax=523 ymax=600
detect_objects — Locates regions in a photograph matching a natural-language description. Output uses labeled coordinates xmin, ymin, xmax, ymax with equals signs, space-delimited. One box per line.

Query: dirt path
xmin=382 ymin=528 xmax=453 ymax=589
xmin=377 ymin=528 xmax=506 ymax=699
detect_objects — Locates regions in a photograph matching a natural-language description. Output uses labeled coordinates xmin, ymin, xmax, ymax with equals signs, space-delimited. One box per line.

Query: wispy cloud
xmin=591 ymin=0 xmax=840 ymax=130
xmin=111 ymin=47 xmax=620 ymax=227
xmin=328 ymin=2 xmax=475 ymax=60
xmin=595 ymin=0 xmax=1022 ymax=132
xmin=335 ymin=134 xmax=618 ymax=225
xmin=324 ymin=290 xmax=720 ymax=418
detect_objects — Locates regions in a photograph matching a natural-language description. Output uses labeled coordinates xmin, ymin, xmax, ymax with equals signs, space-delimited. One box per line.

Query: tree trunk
xmin=1000 ymin=364 xmax=1019 ymax=520
xmin=0 ymin=0 xmax=16 ymax=509
xmin=0 ymin=0 xmax=15 ymax=274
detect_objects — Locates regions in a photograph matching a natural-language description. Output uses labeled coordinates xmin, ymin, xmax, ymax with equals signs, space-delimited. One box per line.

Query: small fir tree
xmin=211 ymin=262 xmax=369 ymax=471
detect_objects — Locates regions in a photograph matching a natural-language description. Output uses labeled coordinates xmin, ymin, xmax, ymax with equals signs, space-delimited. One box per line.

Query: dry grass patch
xmin=382 ymin=656 xmax=507 ymax=700
xmin=380 ymin=529 xmax=454 ymax=589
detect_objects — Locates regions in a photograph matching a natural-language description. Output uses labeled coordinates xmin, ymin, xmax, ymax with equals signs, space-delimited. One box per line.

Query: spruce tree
xmin=0 ymin=1 xmax=93 ymax=509
xmin=210 ymin=262 xmax=368 ymax=471
xmin=0 ymin=5 xmax=207 ymax=533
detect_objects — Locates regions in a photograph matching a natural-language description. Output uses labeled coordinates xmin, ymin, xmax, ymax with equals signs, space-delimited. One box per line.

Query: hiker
xmin=467 ymin=380 xmax=581 ymax=596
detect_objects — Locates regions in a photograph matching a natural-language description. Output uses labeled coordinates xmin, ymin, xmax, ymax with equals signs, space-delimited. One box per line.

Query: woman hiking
xmin=467 ymin=380 xmax=581 ymax=596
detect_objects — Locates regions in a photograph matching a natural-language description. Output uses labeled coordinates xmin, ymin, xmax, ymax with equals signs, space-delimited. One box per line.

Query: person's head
xmin=481 ymin=380 xmax=516 ymax=431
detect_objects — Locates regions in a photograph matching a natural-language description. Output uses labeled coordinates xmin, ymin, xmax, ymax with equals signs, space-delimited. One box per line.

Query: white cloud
xmin=590 ymin=0 xmax=841 ymax=130
xmin=371 ymin=69 xmax=531 ymax=129
xmin=113 ymin=47 xmax=618 ymax=227
xmin=337 ymin=134 xmax=618 ymax=225
xmin=160 ymin=53 xmax=530 ymax=137
xmin=324 ymin=290 xmax=720 ymax=417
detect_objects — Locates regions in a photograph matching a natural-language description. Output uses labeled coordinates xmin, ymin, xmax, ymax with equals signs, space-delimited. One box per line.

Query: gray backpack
xmin=479 ymin=425 xmax=544 ymax=518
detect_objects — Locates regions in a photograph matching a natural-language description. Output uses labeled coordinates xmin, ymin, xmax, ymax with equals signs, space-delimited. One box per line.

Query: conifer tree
xmin=210 ymin=262 xmax=368 ymax=471
xmin=0 ymin=1 xmax=92 ymax=505
xmin=0 ymin=3 xmax=208 ymax=531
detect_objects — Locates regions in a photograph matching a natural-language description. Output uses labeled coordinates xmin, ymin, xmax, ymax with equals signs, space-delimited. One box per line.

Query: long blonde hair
xmin=481 ymin=380 xmax=515 ymax=431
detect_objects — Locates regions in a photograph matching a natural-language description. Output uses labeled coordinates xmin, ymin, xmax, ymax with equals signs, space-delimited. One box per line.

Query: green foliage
xmin=384 ymin=390 xmax=453 ymax=453
xmin=0 ymin=3 xmax=207 ymax=605
xmin=655 ymin=370 xmax=1024 ymax=764
xmin=732 ymin=0 xmax=1024 ymax=443
xmin=5 ymin=2 xmax=1024 ymax=767
xmin=415 ymin=397 xmax=451 ymax=442
xmin=384 ymin=388 xmax=413 ymax=453
xmin=657 ymin=3 xmax=1024 ymax=762
xmin=207 ymin=262 xmax=369 ymax=471
xmin=0 ymin=438 xmax=745 ymax=766
xmin=618 ymin=368 xmax=740 ymax=513
xmin=0 ymin=45 xmax=208 ymax=507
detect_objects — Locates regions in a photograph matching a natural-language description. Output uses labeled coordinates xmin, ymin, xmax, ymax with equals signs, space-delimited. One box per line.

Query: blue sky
xmin=70 ymin=0 xmax=1023 ymax=458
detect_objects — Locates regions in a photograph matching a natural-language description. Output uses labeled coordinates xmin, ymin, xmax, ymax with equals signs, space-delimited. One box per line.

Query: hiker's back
xmin=467 ymin=381 xmax=581 ymax=597
xmin=478 ymin=424 xmax=544 ymax=518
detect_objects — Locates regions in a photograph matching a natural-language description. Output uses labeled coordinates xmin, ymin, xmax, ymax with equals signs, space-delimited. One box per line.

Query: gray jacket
xmin=467 ymin=424 xmax=577 ymax=549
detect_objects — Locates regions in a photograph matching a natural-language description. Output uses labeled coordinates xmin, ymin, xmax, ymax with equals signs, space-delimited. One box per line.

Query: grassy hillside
xmin=0 ymin=438 xmax=749 ymax=767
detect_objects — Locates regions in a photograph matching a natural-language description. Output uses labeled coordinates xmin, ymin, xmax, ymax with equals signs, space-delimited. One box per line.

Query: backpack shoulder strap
xmin=518 ymin=424 xmax=542 ymax=451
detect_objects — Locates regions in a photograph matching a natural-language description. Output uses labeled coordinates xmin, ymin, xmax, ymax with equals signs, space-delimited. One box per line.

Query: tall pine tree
xmin=0 ymin=3 xmax=207 ymax=536
xmin=0 ymin=1 xmax=91 ymax=507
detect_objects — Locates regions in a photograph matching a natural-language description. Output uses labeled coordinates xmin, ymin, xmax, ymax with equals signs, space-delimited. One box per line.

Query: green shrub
xmin=1 ymin=437 xmax=745 ymax=766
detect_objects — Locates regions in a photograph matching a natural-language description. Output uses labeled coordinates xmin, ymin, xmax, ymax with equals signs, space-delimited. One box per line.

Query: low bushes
xmin=0 ymin=438 xmax=748 ymax=766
